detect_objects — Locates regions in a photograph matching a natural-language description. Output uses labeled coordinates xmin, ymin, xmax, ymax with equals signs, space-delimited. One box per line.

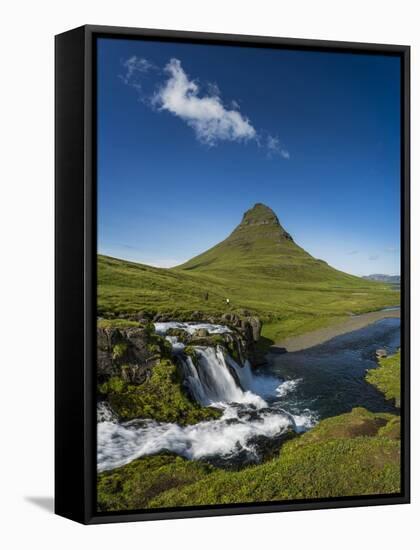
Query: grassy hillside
xmin=97 ymin=407 xmax=400 ymax=511
xmin=98 ymin=204 xmax=399 ymax=341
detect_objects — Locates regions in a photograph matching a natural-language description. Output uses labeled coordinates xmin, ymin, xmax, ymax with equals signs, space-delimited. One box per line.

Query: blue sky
xmin=97 ymin=38 xmax=401 ymax=276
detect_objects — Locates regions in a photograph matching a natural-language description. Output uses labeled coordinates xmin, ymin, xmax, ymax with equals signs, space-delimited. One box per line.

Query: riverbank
xmin=270 ymin=308 xmax=400 ymax=353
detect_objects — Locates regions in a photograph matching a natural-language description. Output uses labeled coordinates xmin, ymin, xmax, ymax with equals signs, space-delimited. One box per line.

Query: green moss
xmin=292 ymin=407 xmax=393 ymax=444
xmin=378 ymin=416 xmax=401 ymax=440
xmin=100 ymin=376 xmax=125 ymax=394
xmin=183 ymin=346 xmax=197 ymax=361
xmin=97 ymin=408 xmax=400 ymax=511
xmin=98 ymin=454 xmax=215 ymax=512
xmin=97 ymin=318 xmax=139 ymax=329
xmin=99 ymin=359 xmax=221 ymax=425
xmin=225 ymin=339 xmax=241 ymax=364
xmin=143 ymin=330 xmax=172 ymax=359
xmin=146 ymin=342 xmax=161 ymax=355
xmin=143 ymin=321 xmax=156 ymax=336
xmin=112 ymin=343 xmax=128 ymax=360
xmin=366 ymin=351 xmax=401 ymax=406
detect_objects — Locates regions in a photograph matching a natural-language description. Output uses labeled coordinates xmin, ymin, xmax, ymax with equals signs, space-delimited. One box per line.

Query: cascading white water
xmin=97 ymin=322 xmax=317 ymax=472
xmin=154 ymin=321 xmax=232 ymax=336
xmin=97 ymin=401 xmax=118 ymax=423
xmin=179 ymin=347 xmax=266 ymax=408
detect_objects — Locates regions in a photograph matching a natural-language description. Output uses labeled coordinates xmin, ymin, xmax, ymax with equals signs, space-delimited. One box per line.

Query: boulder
xmin=121 ymin=364 xmax=151 ymax=385
xmin=97 ymin=324 xmax=168 ymax=385
xmin=190 ymin=311 xmax=204 ymax=320
xmin=247 ymin=317 xmax=262 ymax=342
xmin=166 ymin=328 xmax=191 ymax=343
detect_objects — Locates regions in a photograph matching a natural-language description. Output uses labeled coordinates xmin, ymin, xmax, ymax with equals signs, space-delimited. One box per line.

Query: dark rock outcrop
xmin=97 ymin=325 xmax=169 ymax=384
xmin=219 ymin=313 xmax=263 ymax=366
xmin=375 ymin=348 xmax=388 ymax=359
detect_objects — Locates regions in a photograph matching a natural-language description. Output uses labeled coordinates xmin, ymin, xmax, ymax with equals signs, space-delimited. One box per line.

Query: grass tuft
xmin=366 ymin=351 xmax=401 ymax=407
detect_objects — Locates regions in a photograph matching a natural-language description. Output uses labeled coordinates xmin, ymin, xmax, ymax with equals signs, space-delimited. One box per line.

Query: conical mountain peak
xmin=239 ymin=203 xmax=280 ymax=227
xmin=233 ymin=203 xmax=293 ymax=242
xmin=178 ymin=203 xmax=305 ymax=273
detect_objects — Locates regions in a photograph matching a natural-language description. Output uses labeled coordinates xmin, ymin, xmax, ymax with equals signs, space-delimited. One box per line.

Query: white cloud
xmin=120 ymin=56 xmax=154 ymax=90
xmin=152 ymin=59 xmax=256 ymax=145
xmin=121 ymin=56 xmax=289 ymax=157
xmin=267 ymin=134 xmax=290 ymax=159
xmin=123 ymin=56 xmax=153 ymax=78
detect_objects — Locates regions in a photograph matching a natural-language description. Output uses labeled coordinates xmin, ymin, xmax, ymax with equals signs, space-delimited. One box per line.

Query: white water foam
xmin=154 ymin=321 xmax=232 ymax=336
xmin=164 ymin=335 xmax=186 ymax=353
xmin=276 ymin=378 xmax=302 ymax=398
xmin=97 ymin=406 xmax=306 ymax=472
xmin=97 ymin=401 xmax=118 ymax=423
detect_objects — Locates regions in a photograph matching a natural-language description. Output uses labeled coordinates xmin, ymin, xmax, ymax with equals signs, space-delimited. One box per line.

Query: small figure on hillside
xmin=204 ymin=292 xmax=209 ymax=301
xmin=225 ymin=298 xmax=230 ymax=306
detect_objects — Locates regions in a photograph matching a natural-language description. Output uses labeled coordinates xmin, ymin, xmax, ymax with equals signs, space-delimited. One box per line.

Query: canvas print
xmin=96 ymin=38 xmax=402 ymax=512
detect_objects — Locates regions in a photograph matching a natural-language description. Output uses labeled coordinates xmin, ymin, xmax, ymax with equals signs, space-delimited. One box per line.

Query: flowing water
xmin=266 ymin=317 xmax=400 ymax=420
xmin=97 ymin=317 xmax=400 ymax=473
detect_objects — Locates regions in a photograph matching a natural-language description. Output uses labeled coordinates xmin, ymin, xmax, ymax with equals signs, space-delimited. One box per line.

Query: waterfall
xmin=97 ymin=321 xmax=317 ymax=472
xmin=155 ymin=321 xmax=281 ymax=408
xmin=179 ymin=346 xmax=267 ymax=408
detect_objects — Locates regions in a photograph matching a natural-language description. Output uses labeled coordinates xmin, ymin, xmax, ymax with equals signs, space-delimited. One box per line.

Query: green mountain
xmin=98 ymin=203 xmax=399 ymax=342
xmin=178 ymin=203 xmax=356 ymax=283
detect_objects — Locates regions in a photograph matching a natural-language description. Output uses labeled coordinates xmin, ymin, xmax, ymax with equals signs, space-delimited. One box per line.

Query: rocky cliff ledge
xmin=97 ymin=323 xmax=171 ymax=385
xmin=98 ymin=312 xmax=263 ymax=383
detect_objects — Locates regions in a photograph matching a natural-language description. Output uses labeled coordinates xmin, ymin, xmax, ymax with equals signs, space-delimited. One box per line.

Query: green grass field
xmin=98 ymin=254 xmax=398 ymax=342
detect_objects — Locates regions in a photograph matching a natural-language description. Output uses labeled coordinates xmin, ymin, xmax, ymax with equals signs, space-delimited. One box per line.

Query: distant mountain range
xmin=363 ymin=274 xmax=400 ymax=284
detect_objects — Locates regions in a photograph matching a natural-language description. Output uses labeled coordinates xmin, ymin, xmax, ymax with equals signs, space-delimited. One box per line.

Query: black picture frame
xmin=55 ymin=24 xmax=410 ymax=525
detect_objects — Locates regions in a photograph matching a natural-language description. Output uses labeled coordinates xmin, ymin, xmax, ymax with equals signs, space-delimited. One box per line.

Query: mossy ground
xmin=97 ymin=454 xmax=215 ymax=512
xmin=97 ymin=318 xmax=140 ymax=329
xmin=366 ymin=351 xmax=401 ymax=407
xmin=99 ymin=359 xmax=221 ymax=425
xmin=97 ymin=408 xmax=401 ymax=511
